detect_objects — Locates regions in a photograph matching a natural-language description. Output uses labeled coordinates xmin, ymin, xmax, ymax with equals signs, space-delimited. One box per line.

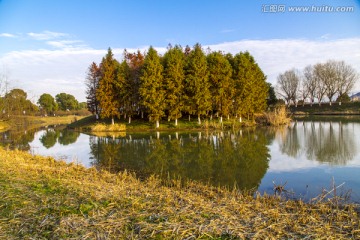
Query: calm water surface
xmin=2 ymin=117 xmax=360 ymax=202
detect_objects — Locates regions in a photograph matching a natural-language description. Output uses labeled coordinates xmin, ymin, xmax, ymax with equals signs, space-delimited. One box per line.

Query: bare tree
xmin=276 ymin=69 xmax=300 ymax=107
xmin=303 ymin=65 xmax=317 ymax=106
xmin=298 ymin=76 xmax=310 ymax=106
xmin=335 ymin=61 xmax=358 ymax=103
xmin=313 ymin=63 xmax=327 ymax=106
xmin=322 ymin=61 xmax=339 ymax=106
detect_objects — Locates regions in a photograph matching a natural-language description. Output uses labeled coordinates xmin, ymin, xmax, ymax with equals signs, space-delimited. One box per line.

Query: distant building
xmin=350 ymin=92 xmax=360 ymax=102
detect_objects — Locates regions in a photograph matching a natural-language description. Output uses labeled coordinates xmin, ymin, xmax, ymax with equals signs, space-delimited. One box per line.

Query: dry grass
xmin=264 ymin=105 xmax=292 ymax=126
xmin=0 ymin=147 xmax=359 ymax=239
xmin=91 ymin=123 xmax=126 ymax=132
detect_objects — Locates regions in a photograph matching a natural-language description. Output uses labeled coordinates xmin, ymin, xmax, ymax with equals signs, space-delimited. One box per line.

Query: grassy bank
xmin=291 ymin=102 xmax=360 ymax=115
xmin=0 ymin=148 xmax=359 ymax=239
xmin=1 ymin=115 xmax=88 ymax=132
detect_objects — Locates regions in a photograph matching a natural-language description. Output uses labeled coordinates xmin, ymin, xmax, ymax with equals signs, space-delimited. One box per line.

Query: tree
xmin=139 ymin=46 xmax=166 ymax=128
xmin=207 ymin=51 xmax=233 ymax=122
xmin=303 ymin=65 xmax=317 ymax=106
xmin=266 ymin=83 xmax=277 ymax=106
xmin=124 ymin=49 xmax=145 ymax=122
xmin=313 ymin=63 xmax=328 ymax=106
xmin=163 ymin=45 xmax=185 ymax=126
xmin=335 ymin=61 xmax=358 ymax=104
xmin=55 ymin=93 xmax=79 ymax=111
xmin=38 ymin=93 xmax=58 ymax=114
xmin=85 ymin=62 xmax=101 ymax=116
xmin=4 ymin=89 xmax=38 ymax=115
xmin=276 ymin=69 xmax=300 ymax=107
xmin=298 ymin=77 xmax=310 ymax=107
xmin=184 ymin=43 xmax=211 ymax=124
xmin=322 ymin=61 xmax=338 ymax=106
xmin=232 ymin=52 xmax=268 ymax=121
xmin=96 ymin=48 xmax=120 ymax=125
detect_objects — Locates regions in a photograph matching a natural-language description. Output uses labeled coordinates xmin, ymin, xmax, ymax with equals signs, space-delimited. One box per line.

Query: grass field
xmin=0 ymin=147 xmax=359 ymax=239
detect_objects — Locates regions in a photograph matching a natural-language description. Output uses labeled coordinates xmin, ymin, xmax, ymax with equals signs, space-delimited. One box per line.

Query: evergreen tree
xmin=207 ymin=51 xmax=233 ymax=122
xmin=232 ymin=52 xmax=268 ymax=121
xmin=116 ymin=59 xmax=132 ymax=123
xmin=139 ymin=46 xmax=166 ymax=128
xmin=184 ymin=44 xmax=211 ymax=124
xmin=85 ymin=62 xmax=101 ymax=116
xmin=163 ymin=45 xmax=185 ymax=126
xmin=124 ymin=50 xmax=145 ymax=121
xmin=97 ymin=48 xmax=120 ymax=125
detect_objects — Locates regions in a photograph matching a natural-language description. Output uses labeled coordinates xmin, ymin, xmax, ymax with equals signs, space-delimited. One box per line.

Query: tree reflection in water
xmin=89 ymin=129 xmax=271 ymax=191
xmin=278 ymin=119 xmax=357 ymax=165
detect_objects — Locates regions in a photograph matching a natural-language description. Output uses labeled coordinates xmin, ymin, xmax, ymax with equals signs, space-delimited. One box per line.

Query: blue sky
xmin=0 ymin=0 xmax=359 ymax=102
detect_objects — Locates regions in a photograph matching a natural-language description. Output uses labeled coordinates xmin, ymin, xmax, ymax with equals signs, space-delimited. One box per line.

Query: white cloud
xmin=206 ymin=38 xmax=360 ymax=91
xmin=27 ymin=31 xmax=68 ymax=40
xmin=46 ymin=40 xmax=89 ymax=50
xmin=1 ymin=38 xmax=359 ymax=103
xmin=0 ymin=33 xmax=17 ymax=38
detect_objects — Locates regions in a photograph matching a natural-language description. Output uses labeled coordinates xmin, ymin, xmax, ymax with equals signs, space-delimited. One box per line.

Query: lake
xmin=2 ymin=116 xmax=360 ymax=203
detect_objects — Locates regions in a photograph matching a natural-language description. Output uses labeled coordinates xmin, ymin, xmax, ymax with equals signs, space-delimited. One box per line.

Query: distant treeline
xmin=0 ymin=88 xmax=87 ymax=117
xmin=86 ymin=44 xmax=275 ymax=127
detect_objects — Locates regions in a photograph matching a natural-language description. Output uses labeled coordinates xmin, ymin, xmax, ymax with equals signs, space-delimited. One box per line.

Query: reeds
xmin=264 ymin=105 xmax=291 ymax=126
xmin=0 ymin=147 xmax=359 ymax=239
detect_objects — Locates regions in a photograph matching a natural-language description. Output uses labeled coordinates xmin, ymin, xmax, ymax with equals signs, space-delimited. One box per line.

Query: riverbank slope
xmin=0 ymin=147 xmax=358 ymax=239
xmin=0 ymin=115 xmax=88 ymax=132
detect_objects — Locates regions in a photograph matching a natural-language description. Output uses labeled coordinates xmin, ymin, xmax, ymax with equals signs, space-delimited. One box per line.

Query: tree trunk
xmin=156 ymin=120 xmax=159 ymax=128
xmin=220 ymin=116 xmax=223 ymax=123
xmin=111 ymin=117 xmax=114 ymax=125
xmin=329 ymin=101 xmax=332 ymax=106
xmin=175 ymin=118 xmax=178 ymax=126
xmin=128 ymin=116 xmax=131 ymax=124
xmin=188 ymin=115 xmax=191 ymax=121
xmin=198 ymin=115 xmax=201 ymax=125
xmin=239 ymin=116 xmax=242 ymax=123
xmin=141 ymin=111 xmax=144 ymax=119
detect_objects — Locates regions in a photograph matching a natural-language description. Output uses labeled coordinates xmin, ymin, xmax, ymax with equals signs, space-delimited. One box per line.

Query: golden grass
xmin=0 ymin=147 xmax=359 ymax=239
xmin=0 ymin=121 xmax=10 ymax=131
xmin=91 ymin=123 xmax=126 ymax=132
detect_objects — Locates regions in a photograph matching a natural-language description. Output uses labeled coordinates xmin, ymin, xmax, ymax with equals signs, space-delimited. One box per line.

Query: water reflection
xmin=0 ymin=126 xmax=80 ymax=150
xmin=89 ymin=130 xmax=272 ymax=190
xmin=278 ymin=120 xmax=357 ymax=165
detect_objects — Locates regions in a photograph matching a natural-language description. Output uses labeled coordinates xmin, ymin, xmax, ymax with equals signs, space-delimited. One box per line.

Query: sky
xmin=0 ymin=0 xmax=359 ymax=102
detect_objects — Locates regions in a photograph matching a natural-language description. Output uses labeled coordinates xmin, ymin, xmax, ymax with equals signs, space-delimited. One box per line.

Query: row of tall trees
xmin=86 ymin=44 xmax=269 ymax=127
xmin=276 ymin=60 xmax=358 ymax=106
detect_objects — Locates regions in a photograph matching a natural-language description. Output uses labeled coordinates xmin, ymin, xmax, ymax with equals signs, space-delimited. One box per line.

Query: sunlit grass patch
xmin=91 ymin=123 xmax=126 ymax=132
